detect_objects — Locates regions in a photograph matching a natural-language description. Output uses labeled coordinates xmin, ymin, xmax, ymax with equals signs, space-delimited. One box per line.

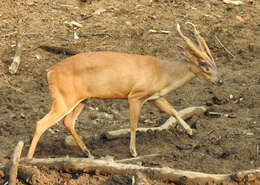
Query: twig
xmin=149 ymin=29 xmax=171 ymax=34
xmin=223 ymin=0 xmax=244 ymax=5
xmin=8 ymin=141 xmax=24 ymax=185
xmin=92 ymin=33 xmax=114 ymax=38
xmin=191 ymin=6 xmax=216 ymax=19
xmin=79 ymin=33 xmax=113 ymax=38
xmin=9 ymin=39 xmax=22 ymax=74
xmin=215 ymin=36 xmax=235 ymax=58
xmin=0 ymin=73 xmax=25 ymax=94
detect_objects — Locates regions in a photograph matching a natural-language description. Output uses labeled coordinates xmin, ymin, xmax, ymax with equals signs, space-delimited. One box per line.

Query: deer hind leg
xmin=27 ymin=100 xmax=81 ymax=159
xmin=150 ymin=97 xmax=193 ymax=135
xmin=63 ymin=103 xmax=93 ymax=158
xmin=128 ymin=98 xmax=144 ymax=157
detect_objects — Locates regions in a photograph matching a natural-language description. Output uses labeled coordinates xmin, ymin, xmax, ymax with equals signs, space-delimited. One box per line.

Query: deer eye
xmin=199 ymin=61 xmax=210 ymax=71
xmin=199 ymin=61 xmax=207 ymax=67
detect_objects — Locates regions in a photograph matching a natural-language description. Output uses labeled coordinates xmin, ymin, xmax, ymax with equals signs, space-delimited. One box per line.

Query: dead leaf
xmin=215 ymin=14 xmax=223 ymax=19
xmin=0 ymin=62 xmax=5 ymax=68
xmin=93 ymin=8 xmax=107 ymax=15
xmin=27 ymin=1 xmax=37 ymax=6
xmin=144 ymin=119 xmax=153 ymax=124
xmin=106 ymin=5 xmax=119 ymax=11
xmin=236 ymin=15 xmax=245 ymax=22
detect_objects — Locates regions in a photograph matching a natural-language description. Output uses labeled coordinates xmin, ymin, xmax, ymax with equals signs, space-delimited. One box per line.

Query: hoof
xmin=87 ymin=153 xmax=94 ymax=159
xmin=130 ymin=149 xmax=138 ymax=157
xmin=187 ymin=128 xmax=193 ymax=136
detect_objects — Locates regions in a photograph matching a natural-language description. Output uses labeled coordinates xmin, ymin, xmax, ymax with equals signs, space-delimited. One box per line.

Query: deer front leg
xmin=128 ymin=98 xmax=144 ymax=157
xmin=150 ymin=97 xmax=193 ymax=135
xmin=27 ymin=101 xmax=69 ymax=158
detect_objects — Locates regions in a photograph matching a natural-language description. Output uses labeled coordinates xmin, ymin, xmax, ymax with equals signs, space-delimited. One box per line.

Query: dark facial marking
xmin=199 ymin=61 xmax=210 ymax=72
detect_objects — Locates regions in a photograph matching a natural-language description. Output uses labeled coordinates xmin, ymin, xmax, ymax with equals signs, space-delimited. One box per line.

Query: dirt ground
xmin=0 ymin=0 xmax=259 ymax=184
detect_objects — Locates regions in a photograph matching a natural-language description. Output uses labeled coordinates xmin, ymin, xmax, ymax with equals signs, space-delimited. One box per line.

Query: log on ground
xmin=19 ymin=157 xmax=260 ymax=184
xmin=104 ymin=106 xmax=207 ymax=139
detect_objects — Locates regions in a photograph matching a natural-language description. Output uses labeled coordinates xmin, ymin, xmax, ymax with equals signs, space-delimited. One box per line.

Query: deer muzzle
xmin=217 ymin=79 xmax=223 ymax=86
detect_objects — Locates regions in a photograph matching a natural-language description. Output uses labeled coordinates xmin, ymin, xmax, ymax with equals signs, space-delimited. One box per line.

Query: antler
xmin=185 ymin=22 xmax=216 ymax=68
xmin=176 ymin=23 xmax=205 ymax=59
xmin=177 ymin=23 xmax=216 ymax=68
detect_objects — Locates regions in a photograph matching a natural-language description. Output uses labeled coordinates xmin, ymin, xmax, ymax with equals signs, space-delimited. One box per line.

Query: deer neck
xmin=147 ymin=61 xmax=196 ymax=101
xmin=168 ymin=62 xmax=196 ymax=89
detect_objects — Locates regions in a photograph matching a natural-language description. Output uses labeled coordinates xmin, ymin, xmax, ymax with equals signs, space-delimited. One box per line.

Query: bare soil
xmin=0 ymin=0 xmax=259 ymax=184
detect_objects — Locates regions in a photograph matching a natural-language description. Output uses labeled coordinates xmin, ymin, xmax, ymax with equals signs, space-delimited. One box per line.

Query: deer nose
xmin=217 ymin=79 xmax=223 ymax=86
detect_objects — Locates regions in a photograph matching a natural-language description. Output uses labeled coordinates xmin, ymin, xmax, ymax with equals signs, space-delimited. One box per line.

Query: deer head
xmin=177 ymin=22 xmax=223 ymax=85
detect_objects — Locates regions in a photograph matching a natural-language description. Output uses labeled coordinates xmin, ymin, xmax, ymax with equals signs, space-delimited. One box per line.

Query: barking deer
xmin=27 ymin=23 xmax=222 ymax=158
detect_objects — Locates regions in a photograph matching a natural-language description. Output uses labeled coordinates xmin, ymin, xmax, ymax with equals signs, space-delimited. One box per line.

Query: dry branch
xmin=9 ymin=39 xmax=22 ymax=74
xmin=39 ymin=45 xmax=79 ymax=56
xmin=104 ymin=106 xmax=206 ymax=139
xmin=8 ymin=141 xmax=24 ymax=185
xmin=19 ymin=157 xmax=260 ymax=184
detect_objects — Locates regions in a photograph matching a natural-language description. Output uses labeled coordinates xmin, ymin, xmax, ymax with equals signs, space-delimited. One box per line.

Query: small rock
xmin=20 ymin=112 xmax=26 ymax=118
xmin=74 ymin=32 xmax=79 ymax=40
xmin=65 ymin=135 xmax=81 ymax=147
xmin=35 ymin=54 xmax=41 ymax=60
xmin=224 ymin=113 xmax=236 ymax=118
xmin=48 ymin=128 xmax=59 ymax=134
xmin=246 ymin=132 xmax=254 ymax=136
xmin=125 ymin=21 xmax=132 ymax=26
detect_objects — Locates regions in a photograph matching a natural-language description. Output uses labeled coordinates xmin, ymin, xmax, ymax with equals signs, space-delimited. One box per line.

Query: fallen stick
xmin=8 ymin=141 xmax=24 ymax=185
xmin=104 ymin=106 xmax=206 ymax=139
xmin=39 ymin=45 xmax=79 ymax=56
xmin=9 ymin=39 xmax=22 ymax=74
xmin=19 ymin=157 xmax=260 ymax=184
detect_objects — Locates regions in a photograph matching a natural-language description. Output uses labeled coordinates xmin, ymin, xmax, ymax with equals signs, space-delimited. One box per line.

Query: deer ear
xmin=176 ymin=45 xmax=187 ymax=57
